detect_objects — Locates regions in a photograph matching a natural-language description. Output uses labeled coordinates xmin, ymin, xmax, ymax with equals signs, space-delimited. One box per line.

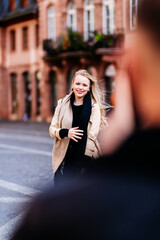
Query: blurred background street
xmin=0 ymin=120 xmax=53 ymax=240
xmin=0 ymin=0 xmax=139 ymax=239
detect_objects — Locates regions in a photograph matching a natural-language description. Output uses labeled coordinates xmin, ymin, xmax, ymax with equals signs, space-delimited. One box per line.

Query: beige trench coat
xmin=49 ymin=93 xmax=102 ymax=173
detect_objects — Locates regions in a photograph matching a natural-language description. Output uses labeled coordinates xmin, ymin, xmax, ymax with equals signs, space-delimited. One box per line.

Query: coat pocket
xmin=86 ymin=136 xmax=101 ymax=158
xmin=87 ymin=137 xmax=96 ymax=152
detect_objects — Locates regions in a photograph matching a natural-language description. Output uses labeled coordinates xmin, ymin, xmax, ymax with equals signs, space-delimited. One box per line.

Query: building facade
xmin=0 ymin=0 xmax=138 ymax=122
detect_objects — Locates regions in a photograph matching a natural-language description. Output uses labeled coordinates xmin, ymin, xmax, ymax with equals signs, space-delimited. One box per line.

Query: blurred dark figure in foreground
xmin=10 ymin=175 xmax=160 ymax=240
xmin=95 ymin=0 xmax=160 ymax=180
xmin=11 ymin=0 xmax=160 ymax=239
xmin=99 ymin=0 xmax=160 ymax=155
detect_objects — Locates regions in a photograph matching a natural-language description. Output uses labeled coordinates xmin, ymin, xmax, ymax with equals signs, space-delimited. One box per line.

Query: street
xmin=0 ymin=120 xmax=54 ymax=240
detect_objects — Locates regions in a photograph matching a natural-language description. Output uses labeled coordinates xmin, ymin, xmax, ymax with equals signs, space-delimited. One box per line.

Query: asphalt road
xmin=0 ymin=120 xmax=54 ymax=240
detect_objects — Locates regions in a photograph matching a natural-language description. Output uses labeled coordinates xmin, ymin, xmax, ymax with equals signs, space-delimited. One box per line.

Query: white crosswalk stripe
xmin=0 ymin=197 xmax=31 ymax=203
xmin=0 ymin=179 xmax=42 ymax=240
xmin=0 ymin=133 xmax=53 ymax=144
xmin=0 ymin=213 xmax=24 ymax=240
xmin=0 ymin=179 xmax=41 ymax=196
xmin=0 ymin=143 xmax=52 ymax=156
xmin=0 ymin=122 xmax=51 ymax=240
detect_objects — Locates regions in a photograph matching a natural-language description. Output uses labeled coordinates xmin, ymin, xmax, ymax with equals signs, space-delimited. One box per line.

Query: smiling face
xmin=72 ymin=74 xmax=90 ymax=100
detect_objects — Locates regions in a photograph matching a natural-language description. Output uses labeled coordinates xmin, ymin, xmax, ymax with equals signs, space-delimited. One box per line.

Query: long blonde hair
xmin=72 ymin=69 xmax=108 ymax=126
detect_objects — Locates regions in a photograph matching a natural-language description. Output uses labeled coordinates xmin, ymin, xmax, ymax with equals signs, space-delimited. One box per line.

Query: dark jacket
xmin=11 ymin=128 xmax=160 ymax=240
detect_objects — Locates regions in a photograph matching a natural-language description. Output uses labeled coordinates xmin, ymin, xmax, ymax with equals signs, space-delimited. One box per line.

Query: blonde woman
xmin=49 ymin=69 xmax=107 ymax=183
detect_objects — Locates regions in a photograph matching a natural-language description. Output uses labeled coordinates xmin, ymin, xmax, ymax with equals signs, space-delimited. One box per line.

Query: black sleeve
xmin=59 ymin=129 xmax=69 ymax=139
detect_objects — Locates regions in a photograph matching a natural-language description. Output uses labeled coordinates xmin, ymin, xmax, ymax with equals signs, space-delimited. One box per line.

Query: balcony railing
xmin=43 ymin=28 xmax=124 ymax=58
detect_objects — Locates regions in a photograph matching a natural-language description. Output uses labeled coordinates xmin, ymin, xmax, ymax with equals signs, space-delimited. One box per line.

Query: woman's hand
xmin=68 ymin=127 xmax=84 ymax=142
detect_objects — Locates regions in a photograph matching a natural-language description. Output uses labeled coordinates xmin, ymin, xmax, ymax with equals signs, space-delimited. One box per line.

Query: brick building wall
xmin=0 ymin=0 xmax=137 ymax=122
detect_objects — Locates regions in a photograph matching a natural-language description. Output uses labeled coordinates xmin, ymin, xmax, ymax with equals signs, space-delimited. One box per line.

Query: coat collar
xmin=62 ymin=92 xmax=96 ymax=107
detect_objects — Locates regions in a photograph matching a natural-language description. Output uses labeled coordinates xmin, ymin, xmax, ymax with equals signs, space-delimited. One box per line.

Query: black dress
xmin=55 ymin=104 xmax=92 ymax=183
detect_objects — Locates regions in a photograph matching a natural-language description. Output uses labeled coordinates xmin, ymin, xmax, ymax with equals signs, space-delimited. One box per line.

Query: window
xmin=0 ymin=0 xmax=2 ymax=10
xmin=103 ymin=0 xmax=114 ymax=34
xmin=67 ymin=68 xmax=76 ymax=93
xmin=84 ymin=0 xmax=94 ymax=40
xmin=9 ymin=0 xmax=16 ymax=11
xmin=130 ymin=0 xmax=138 ymax=30
xmin=104 ymin=64 xmax=116 ymax=105
xmin=49 ymin=71 xmax=57 ymax=114
xmin=10 ymin=30 xmax=16 ymax=51
xmin=47 ymin=5 xmax=56 ymax=40
xmin=67 ymin=1 xmax=77 ymax=31
xmin=22 ymin=0 xmax=29 ymax=8
xmin=35 ymin=71 xmax=41 ymax=115
xmin=22 ymin=27 xmax=28 ymax=50
xmin=23 ymin=72 xmax=31 ymax=119
xmin=11 ymin=73 xmax=18 ymax=114
xmin=35 ymin=24 xmax=39 ymax=47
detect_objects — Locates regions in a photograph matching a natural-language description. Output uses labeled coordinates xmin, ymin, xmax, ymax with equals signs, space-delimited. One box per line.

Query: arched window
xmin=67 ymin=68 xmax=76 ymax=93
xmin=104 ymin=63 xmax=116 ymax=105
xmin=22 ymin=27 xmax=28 ymax=50
xmin=35 ymin=71 xmax=41 ymax=116
xmin=49 ymin=70 xmax=57 ymax=114
xmin=47 ymin=5 xmax=56 ymax=40
xmin=67 ymin=1 xmax=77 ymax=31
xmin=130 ymin=0 xmax=138 ymax=30
xmin=87 ymin=66 xmax=96 ymax=76
xmin=102 ymin=0 xmax=114 ymax=34
xmin=10 ymin=30 xmax=16 ymax=51
xmin=10 ymin=73 xmax=18 ymax=114
xmin=0 ymin=0 xmax=2 ymax=10
xmin=9 ymin=0 xmax=16 ymax=11
xmin=22 ymin=0 xmax=29 ymax=8
xmin=84 ymin=0 xmax=94 ymax=40
xmin=23 ymin=72 xmax=31 ymax=120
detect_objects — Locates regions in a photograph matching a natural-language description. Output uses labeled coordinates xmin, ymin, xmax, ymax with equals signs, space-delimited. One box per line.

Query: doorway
xmin=49 ymin=70 xmax=57 ymax=114
xmin=104 ymin=63 xmax=116 ymax=106
xmin=10 ymin=73 xmax=18 ymax=114
xmin=23 ymin=72 xmax=31 ymax=120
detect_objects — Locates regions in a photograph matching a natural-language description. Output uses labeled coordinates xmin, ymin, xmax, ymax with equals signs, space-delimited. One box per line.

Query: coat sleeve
xmin=88 ymin=103 xmax=101 ymax=141
xmin=49 ymin=99 xmax=63 ymax=140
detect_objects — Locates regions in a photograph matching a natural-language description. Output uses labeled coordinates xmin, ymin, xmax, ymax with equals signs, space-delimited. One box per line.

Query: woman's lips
xmin=77 ymin=91 xmax=83 ymax=94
